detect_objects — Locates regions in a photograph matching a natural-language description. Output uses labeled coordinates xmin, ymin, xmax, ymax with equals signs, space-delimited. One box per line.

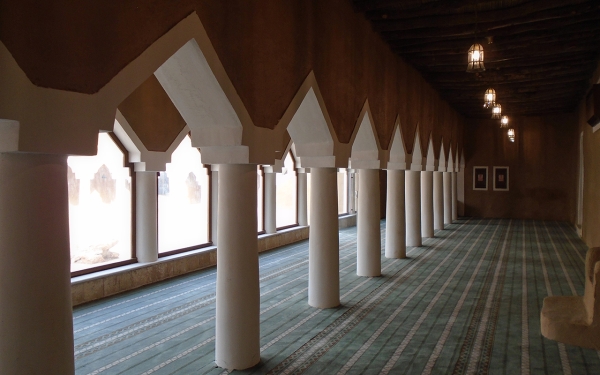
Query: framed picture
xmin=493 ymin=166 xmax=509 ymax=191
xmin=473 ymin=166 xmax=488 ymax=190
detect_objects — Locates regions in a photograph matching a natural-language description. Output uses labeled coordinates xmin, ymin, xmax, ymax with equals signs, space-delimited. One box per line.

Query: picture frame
xmin=473 ymin=166 xmax=488 ymax=190
xmin=493 ymin=166 xmax=509 ymax=191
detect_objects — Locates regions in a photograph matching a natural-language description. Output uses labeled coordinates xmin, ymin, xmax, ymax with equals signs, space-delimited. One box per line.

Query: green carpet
xmin=73 ymin=219 xmax=600 ymax=374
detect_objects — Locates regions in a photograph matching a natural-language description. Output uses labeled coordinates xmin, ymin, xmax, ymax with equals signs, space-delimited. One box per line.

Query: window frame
xmin=70 ymin=132 xmax=137 ymax=277
xmin=157 ymin=141 xmax=213 ymax=257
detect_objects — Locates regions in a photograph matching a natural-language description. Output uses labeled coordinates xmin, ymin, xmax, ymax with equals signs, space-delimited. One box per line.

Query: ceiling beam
xmin=399 ymin=43 xmax=600 ymax=67
xmin=424 ymin=66 xmax=596 ymax=85
xmin=422 ymin=53 xmax=598 ymax=72
xmin=380 ymin=10 xmax=600 ymax=41
xmin=386 ymin=21 xmax=600 ymax=52
xmin=373 ymin=2 xmax=598 ymax=32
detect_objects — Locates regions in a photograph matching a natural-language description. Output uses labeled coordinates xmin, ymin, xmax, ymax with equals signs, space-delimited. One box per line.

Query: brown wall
xmin=463 ymin=114 xmax=578 ymax=221
xmin=579 ymin=100 xmax=600 ymax=247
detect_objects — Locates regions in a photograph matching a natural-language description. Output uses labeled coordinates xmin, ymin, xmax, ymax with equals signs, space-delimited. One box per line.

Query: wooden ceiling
xmin=353 ymin=0 xmax=600 ymax=118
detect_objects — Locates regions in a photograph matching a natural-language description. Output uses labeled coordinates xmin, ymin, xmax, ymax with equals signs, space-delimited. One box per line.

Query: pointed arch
xmin=425 ymin=133 xmax=437 ymax=171
xmin=114 ymin=110 xmax=189 ymax=172
xmin=438 ymin=139 xmax=447 ymax=172
xmin=349 ymin=100 xmax=382 ymax=169
xmin=447 ymin=143 xmax=456 ymax=172
xmin=273 ymin=71 xmax=338 ymax=168
xmin=387 ymin=116 xmax=409 ymax=170
xmin=410 ymin=126 xmax=425 ymax=172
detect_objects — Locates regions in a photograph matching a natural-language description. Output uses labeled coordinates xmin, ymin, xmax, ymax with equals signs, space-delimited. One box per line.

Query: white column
xmin=297 ymin=169 xmax=308 ymax=226
xmin=0 ymin=153 xmax=74 ymax=375
xmin=452 ymin=171 xmax=458 ymax=221
xmin=433 ymin=172 xmax=444 ymax=231
xmin=385 ymin=169 xmax=406 ymax=259
xmin=420 ymin=171 xmax=434 ymax=238
xmin=215 ymin=164 xmax=260 ymax=370
xmin=211 ymin=168 xmax=219 ymax=245
xmin=405 ymin=170 xmax=422 ymax=247
xmin=308 ymin=167 xmax=339 ymax=308
xmin=443 ymin=172 xmax=452 ymax=225
xmin=136 ymin=171 xmax=158 ymax=262
xmin=264 ymin=170 xmax=276 ymax=234
xmin=357 ymin=168 xmax=381 ymax=276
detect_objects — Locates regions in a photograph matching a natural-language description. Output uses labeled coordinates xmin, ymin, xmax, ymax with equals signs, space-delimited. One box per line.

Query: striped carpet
xmin=73 ymin=219 xmax=600 ymax=374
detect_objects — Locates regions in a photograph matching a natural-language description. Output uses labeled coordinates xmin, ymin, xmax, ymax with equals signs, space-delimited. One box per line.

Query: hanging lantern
xmin=500 ymin=115 xmax=509 ymax=128
xmin=507 ymin=128 xmax=515 ymax=142
xmin=467 ymin=43 xmax=485 ymax=73
xmin=491 ymin=103 xmax=502 ymax=119
xmin=483 ymin=88 xmax=496 ymax=108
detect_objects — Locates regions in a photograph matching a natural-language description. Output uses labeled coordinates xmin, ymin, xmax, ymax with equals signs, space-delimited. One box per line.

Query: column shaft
xmin=0 ymin=153 xmax=74 ymax=375
xmin=443 ymin=172 xmax=452 ymax=225
xmin=405 ymin=170 xmax=422 ymax=247
xmin=308 ymin=167 xmax=340 ymax=308
xmin=420 ymin=171 xmax=434 ymax=238
xmin=357 ymin=169 xmax=381 ymax=276
xmin=264 ymin=171 xmax=276 ymax=234
xmin=385 ymin=169 xmax=406 ymax=259
xmin=452 ymin=171 xmax=458 ymax=221
xmin=136 ymin=171 xmax=158 ymax=263
xmin=297 ymin=171 xmax=308 ymax=226
xmin=215 ymin=164 xmax=260 ymax=370
xmin=433 ymin=172 xmax=444 ymax=230
xmin=211 ymin=169 xmax=218 ymax=245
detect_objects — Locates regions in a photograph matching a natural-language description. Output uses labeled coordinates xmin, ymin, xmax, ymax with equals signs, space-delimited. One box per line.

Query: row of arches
xmin=0 ymin=14 xmax=463 ymax=168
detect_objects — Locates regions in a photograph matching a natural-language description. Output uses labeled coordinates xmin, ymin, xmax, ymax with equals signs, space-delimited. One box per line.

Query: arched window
xmin=275 ymin=152 xmax=297 ymax=228
xmin=158 ymin=135 xmax=210 ymax=254
xmin=337 ymin=168 xmax=348 ymax=214
xmin=67 ymin=133 xmax=133 ymax=273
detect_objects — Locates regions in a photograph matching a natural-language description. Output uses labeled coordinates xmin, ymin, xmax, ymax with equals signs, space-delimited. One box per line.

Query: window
xmin=275 ymin=153 xmax=297 ymax=228
xmin=337 ymin=168 xmax=348 ymax=214
xmin=68 ymin=133 xmax=133 ymax=273
xmin=158 ymin=135 xmax=209 ymax=253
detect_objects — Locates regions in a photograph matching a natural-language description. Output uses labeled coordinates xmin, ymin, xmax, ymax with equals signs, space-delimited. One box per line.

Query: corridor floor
xmin=73 ymin=219 xmax=600 ymax=374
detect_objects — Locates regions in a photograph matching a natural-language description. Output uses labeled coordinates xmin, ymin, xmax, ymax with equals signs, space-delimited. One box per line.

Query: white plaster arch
xmin=274 ymin=72 xmax=338 ymax=169
xmin=424 ymin=134 xmax=438 ymax=172
xmin=264 ymin=140 xmax=293 ymax=173
xmin=386 ymin=117 xmax=410 ymax=170
xmin=447 ymin=145 xmax=455 ymax=172
xmin=349 ymin=101 xmax=382 ymax=170
xmin=154 ymin=38 xmax=248 ymax=165
xmin=438 ymin=139 xmax=447 ymax=172
xmin=114 ymin=110 xmax=190 ymax=172
xmin=409 ymin=126 xmax=425 ymax=172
